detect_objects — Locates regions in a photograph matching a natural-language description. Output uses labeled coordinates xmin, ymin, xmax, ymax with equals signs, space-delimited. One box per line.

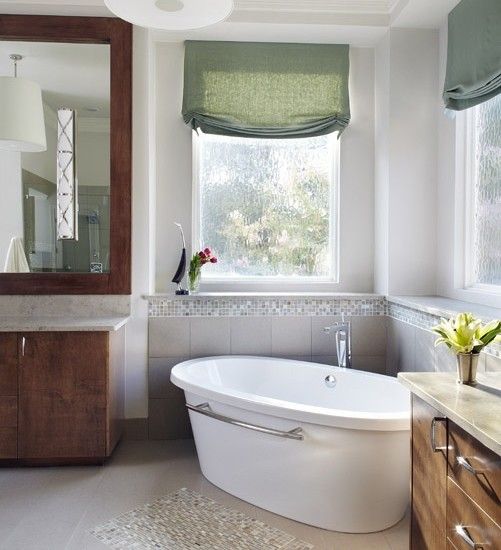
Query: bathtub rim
xmin=171 ymin=355 xmax=410 ymax=432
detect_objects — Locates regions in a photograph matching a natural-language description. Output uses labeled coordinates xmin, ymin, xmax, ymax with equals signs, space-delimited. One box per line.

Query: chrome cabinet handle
xmin=186 ymin=402 xmax=304 ymax=441
xmin=21 ymin=336 xmax=26 ymax=357
xmin=457 ymin=456 xmax=481 ymax=475
xmin=455 ymin=525 xmax=485 ymax=549
xmin=430 ymin=417 xmax=447 ymax=452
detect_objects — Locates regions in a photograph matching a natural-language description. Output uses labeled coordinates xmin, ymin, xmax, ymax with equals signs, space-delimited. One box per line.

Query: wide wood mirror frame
xmin=0 ymin=15 xmax=131 ymax=294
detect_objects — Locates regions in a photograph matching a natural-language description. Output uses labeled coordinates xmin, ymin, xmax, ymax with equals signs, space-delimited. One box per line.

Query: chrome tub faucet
xmin=323 ymin=314 xmax=352 ymax=368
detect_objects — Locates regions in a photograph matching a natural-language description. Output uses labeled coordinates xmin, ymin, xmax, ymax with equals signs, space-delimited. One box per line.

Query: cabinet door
xmin=0 ymin=333 xmax=18 ymax=459
xmin=411 ymin=395 xmax=448 ymax=550
xmin=18 ymin=332 xmax=108 ymax=460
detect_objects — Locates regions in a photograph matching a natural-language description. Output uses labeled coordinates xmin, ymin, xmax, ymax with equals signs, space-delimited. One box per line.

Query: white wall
xmin=374 ymin=28 xmax=439 ymax=296
xmin=155 ymin=42 xmax=192 ymax=294
xmin=154 ymin=44 xmax=376 ymax=294
xmin=78 ymin=130 xmax=110 ymax=187
xmin=0 ymin=151 xmax=23 ymax=268
xmin=374 ymin=32 xmax=390 ymax=294
xmin=435 ymin=22 xmax=501 ymax=309
xmin=125 ymin=26 xmax=155 ymax=418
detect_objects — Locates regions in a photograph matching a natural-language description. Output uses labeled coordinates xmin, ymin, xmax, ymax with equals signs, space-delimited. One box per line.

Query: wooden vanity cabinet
xmin=411 ymin=395 xmax=448 ymax=549
xmin=411 ymin=395 xmax=501 ymax=550
xmin=0 ymin=329 xmax=124 ymax=465
xmin=0 ymin=334 xmax=18 ymax=458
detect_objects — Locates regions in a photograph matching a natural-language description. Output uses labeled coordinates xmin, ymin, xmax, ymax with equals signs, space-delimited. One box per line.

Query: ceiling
xmin=0 ymin=0 xmax=461 ymax=47
xmin=0 ymin=41 xmax=110 ymax=117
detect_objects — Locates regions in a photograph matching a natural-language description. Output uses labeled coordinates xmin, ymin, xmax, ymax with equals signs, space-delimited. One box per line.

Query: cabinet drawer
xmin=447 ymin=477 xmax=501 ymax=550
xmin=448 ymin=421 xmax=501 ymax=527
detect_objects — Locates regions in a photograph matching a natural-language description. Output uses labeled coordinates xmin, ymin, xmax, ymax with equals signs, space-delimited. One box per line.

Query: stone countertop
xmin=398 ymin=372 xmax=501 ymax=456
xmin=0 ymin=315 xmax=129 ymax=332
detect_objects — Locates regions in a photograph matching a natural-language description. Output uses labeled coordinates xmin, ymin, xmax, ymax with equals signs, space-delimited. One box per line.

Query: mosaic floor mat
xmin=91 ymin=488 xmax=314 ymax=550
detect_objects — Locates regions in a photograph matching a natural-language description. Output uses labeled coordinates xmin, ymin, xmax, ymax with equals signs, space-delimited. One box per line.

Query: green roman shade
xmin=443 ymin=0 xmax=501 ymax=111
xmin=182 ymin=41 xmax=350 ymax=138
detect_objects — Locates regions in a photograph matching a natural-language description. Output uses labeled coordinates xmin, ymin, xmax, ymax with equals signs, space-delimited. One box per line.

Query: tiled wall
xmin=147 ymin=295 xmax=387 ymax=439
xmin=146 ymin=295 xmax=501 ymax=440
xmin=387 ymin=303 xmax=501 ymax=376
xmin=148 ymin=314 xmax=387 ymax=439
xmin=148 ymin=295 xmax=387 ymax=318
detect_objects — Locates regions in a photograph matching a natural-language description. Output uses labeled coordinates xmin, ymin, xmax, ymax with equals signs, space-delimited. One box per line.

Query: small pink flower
xmin=204 ymin=247 xmax=211 ymax=256
xmin=210 ymin=257 xmax=218 ymax=264
xmin=198 ymin=251 xmax=206 ymax=259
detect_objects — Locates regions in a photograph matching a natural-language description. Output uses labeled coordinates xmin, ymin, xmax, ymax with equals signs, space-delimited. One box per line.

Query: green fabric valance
xmin=182 ymin=41 xmax=350 ymax=138
xmin=443 ymin=0 xmax=501 ymax=111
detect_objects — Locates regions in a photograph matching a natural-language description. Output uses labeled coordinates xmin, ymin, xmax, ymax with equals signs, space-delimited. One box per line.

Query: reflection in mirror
xmin=0 ymin=41 xmax=110 ymax=273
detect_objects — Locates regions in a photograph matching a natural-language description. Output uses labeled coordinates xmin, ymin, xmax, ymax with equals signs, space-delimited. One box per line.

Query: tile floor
xmin=0 ymin=440 xmax=409 ymax=550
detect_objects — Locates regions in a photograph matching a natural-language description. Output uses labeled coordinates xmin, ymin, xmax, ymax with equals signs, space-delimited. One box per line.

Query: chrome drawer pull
xmin=457 ymin=456 xmax=481 ymax=476
xmin=455 ymin=525 xmax=485 ymax=549
xmin=430 ymin=417 xmax=447 ymax=452
xmin=186 ymin=402 xmax=304 ymax=441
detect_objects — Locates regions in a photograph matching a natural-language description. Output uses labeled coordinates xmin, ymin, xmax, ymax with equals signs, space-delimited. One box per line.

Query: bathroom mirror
xmin=0 ymin=16 xmax=131 ymax=294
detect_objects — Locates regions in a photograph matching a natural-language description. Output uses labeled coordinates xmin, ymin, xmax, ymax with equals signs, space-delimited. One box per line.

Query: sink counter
xmin=0 ymin=315 xmax=129 ymax=332
xmin=398 ymin=371 xmax=501 ymax=456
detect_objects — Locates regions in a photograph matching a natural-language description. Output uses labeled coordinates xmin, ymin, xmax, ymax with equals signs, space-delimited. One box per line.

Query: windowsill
xmin=144 ymin=291 xmax=384 ymax=300
xmin=387 ymin=295 xmax=501 ymax=322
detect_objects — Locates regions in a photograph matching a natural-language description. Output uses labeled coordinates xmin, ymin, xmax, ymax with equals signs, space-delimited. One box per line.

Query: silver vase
xmin=456 ymin=353 xmax=479 ymax=385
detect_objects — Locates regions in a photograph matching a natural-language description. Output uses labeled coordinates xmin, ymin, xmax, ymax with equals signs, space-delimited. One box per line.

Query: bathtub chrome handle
xmin=186 ymin=402 xmax=304 ymax=441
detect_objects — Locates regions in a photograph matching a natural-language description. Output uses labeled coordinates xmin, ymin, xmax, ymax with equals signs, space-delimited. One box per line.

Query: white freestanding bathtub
xmin=171 ymin=356 xmax=410 ymax=533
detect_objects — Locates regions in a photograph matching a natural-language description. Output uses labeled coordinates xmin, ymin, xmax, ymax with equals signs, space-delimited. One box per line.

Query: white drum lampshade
xmin=104 ymin=0 xmax=234 ymax=31
xmin=0 ymin=76 xmax=47 ymax=152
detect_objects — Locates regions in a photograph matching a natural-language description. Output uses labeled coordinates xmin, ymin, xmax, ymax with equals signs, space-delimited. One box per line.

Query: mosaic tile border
xmin=388 ymin=302 xmax=501 ymax=359
xmin=91 ymin=488 xmax=313 ymax=550
xmin=146 ymin=294 xmax=500 ymax=358
xmin=147 ymin=295 xmax=387 ymax=318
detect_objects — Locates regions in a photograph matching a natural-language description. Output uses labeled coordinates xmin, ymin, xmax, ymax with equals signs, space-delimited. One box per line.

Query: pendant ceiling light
xmin=0 ymin=54 xmax=47 ymax=153
xmin=104 ymin=0 xmax=234 ymax=31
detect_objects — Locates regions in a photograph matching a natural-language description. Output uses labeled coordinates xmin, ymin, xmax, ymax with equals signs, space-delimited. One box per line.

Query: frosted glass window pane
xmin=197 ymin=133 xmax=335 ymax=279
xmin=472 ymin=94 xmax=501 ymax=286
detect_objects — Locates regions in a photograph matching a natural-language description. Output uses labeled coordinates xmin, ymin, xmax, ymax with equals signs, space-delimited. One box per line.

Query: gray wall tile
xmin=149 ymin=318 xmax=190 ymax=357
xmin=271 ymin=317 xmax=312 ymax=356
xmin=312 ymin=355 xmax=385 ymax=373
xmin=148 ymin=395 xmax=192 ymax=440
xmin=485 ymin=353 xmax=501 ymax=373
xmin=387 ymin=318 xmax=415 ymax=376
xmin=149 ymin=357 xmax=189 ymax=399
xmin=311 ymin=316 xmax=341 ymax=357
xmin=354 ymin=355 xmax=386 ymax=374
xmin=190 ymin=317 xmax=231 ymax=357
xmin=273 ymin=355 xmax=312 ymax=362
xmin=351 ymin=316 xmax=387 ymax=356
xmin=434 ymin=342 xmax=457 ymax=373
xmin=311 ymin=355 xmax=338 ymax=367
xmin=414 ymin=327 xmax=436 ymax=373
xmin=123 ymin=418 xmax=148 ymax=441
xmin=230 ymin=317 xmax=272 ymax=355
xmin=477 ymin=353 xmax=487 ymax=374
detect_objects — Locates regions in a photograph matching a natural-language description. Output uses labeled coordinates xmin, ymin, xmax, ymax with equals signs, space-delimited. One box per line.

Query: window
xmin=465 ymin=94 xmax=501 ymax=289
xmin=193 ymin=132 xmax=339 ymax=282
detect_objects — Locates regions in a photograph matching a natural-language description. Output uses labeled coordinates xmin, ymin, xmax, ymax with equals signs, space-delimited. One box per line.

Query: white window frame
xmin=454 ymin=106 xmax=501 ymax=305
xmin=192 ymin=130 xmax=341 ymax=291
